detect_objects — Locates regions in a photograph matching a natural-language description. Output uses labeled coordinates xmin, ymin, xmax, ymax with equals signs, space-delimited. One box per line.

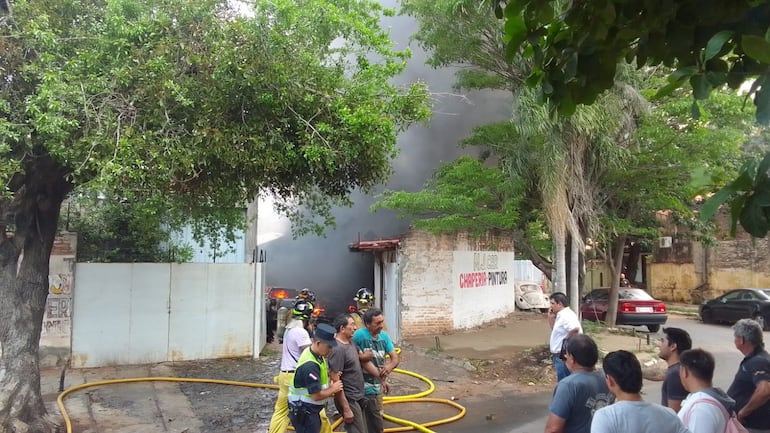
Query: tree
xmin=372 ymin=157 xmax=559 ymax=272
xmin=0 ymin=0 xmax=430 ymax=430
xmin=62 ymin=191 xmax=196 ymax=263
xmin=401 ymin=0 xmax=648 ymax=308
xmin=495 ymin=0 xmax=770 ymax=238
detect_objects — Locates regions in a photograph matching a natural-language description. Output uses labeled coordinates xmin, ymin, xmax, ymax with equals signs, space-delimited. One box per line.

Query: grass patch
xmin=260 ymin=347 xmax=279 ymax=357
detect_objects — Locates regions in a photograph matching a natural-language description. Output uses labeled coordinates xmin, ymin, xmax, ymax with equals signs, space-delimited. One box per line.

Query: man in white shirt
xmin=548 ymin=292 xmax=582 ymax=381
xmin=678 ymin=348 xmax=735 ymax=433
xmin=591 ymin=350 xmax=689 ymax=433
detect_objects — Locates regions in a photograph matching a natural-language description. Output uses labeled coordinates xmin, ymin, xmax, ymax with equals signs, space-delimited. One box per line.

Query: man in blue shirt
xmin=352 ymin=308 xmax=399 ymax=433
xmin=546 ymin=334 xmax=613 ymax=433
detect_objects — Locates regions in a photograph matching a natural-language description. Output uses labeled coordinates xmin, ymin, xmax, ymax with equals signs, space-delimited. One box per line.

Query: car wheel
xmin=753 ymin=314 xmax=769 ymax=331
xmin=647 ymin=324 xmax=661 ymax=333
xmin=701 ymin=309 xmax=713 ymax=324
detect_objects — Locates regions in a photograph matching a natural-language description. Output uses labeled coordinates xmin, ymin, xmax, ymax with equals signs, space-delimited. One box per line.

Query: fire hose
xmin=56 ymin=367 xmax=466 ymax=433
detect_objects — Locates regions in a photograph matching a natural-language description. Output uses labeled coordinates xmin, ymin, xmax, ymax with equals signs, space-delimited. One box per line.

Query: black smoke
xmin=258 ymin=0 xmax=511 ymax=318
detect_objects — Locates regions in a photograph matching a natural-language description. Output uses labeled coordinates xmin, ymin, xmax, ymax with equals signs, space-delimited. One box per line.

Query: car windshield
xmin=618 ymin=288 xmax=654 ymax=300
xmin=761 ymin=290 xmax=770 ymax=299
xmin=519 ymin=284 xmax=540 ymax=293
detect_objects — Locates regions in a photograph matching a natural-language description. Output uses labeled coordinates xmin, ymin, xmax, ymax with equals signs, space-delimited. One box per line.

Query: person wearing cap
xmin=268 ymin=300 xmax=332 ymax=433
xmin=288 ymin=323 xmax=344 ymax=433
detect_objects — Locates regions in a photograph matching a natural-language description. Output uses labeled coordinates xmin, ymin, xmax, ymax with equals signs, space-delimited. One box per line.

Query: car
xmin=580 ymin=288 xmax=668 ymax=333
xmin=699 ymin=288 xmax=770 ymax=331
xmin=515 ymin=280 xmax=550 ymax=312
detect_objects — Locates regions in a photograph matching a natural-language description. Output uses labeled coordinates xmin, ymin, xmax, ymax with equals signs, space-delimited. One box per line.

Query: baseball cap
xmin=314 ymin=323 xmax=337 ymax=347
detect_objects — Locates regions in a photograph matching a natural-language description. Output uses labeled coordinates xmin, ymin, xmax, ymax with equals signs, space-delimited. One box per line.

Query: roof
xmin=348 ymin=238 xmax=401 ymax=251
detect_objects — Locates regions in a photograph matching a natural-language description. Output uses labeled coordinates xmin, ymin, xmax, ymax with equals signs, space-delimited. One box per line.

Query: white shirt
xmin=591 ymin=401 xmax=690 ymax=433
xmin=550 ymin=306 xmax=582 ymax=354
xmin=279 ymin=318 xmax=311 ymax=371
xmin=678 ymin=392 xmax=728 ymax=433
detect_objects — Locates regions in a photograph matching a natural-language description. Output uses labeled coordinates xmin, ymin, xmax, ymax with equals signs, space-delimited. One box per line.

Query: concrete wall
xmin=400 ymin=230 xmax=515 ymax=337
xmin=71 ymin=262 xmax=262 ymax=368
xmin=648 ymin=211 xmax=770 ymax=303
xmin=40 ymin=232 xmax=77 ymax=367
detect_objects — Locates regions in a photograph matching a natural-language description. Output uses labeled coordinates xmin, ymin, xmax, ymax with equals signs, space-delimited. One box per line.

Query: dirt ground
xmin=167 ymin=312 xmax=662 ymax=432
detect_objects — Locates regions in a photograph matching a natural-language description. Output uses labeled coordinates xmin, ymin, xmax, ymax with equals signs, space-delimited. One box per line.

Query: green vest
xmin=287 ymin=347 xmax=329 ymax=406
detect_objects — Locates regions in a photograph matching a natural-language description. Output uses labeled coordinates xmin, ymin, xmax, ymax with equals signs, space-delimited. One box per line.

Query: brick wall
xmin=399 ymin=230 xmax=515 ymax=337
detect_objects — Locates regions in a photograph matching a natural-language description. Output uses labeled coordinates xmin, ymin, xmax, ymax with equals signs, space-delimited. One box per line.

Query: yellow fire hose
xmin=57 ymin=367 xmax=465 ymax=433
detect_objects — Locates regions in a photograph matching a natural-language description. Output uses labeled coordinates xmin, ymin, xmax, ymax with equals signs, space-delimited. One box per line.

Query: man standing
xmin=549 ymin=292 xmax=582 ymax=381
xmin=727 ymin=318 xmax=770 ymax=433
xmin=353 ymin=308 xmax=399 ymax=433
xmin=328 ymin=314 xmax=368 ymax=433
xmin=678 ymin=348 xmax=735 ymax=433
xmin=591 ymin=350 xmax=688 ymax=433
xmin=545 ymin=334 xmax=613 ymax=433
xmin=288 ymin=323 xmax=344 ymax=433
xmin=658 ymin=327 xmax=692 ymax=412
xmin=269 ymin=300 xmax=332 ymax=433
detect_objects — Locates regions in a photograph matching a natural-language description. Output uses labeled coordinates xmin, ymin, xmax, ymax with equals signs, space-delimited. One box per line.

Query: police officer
xmin=288 ymin=323 xmax=344 ymax=433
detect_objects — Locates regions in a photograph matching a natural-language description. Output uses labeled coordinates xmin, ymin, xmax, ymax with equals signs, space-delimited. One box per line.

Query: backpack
xmin=682 ymin=397 xmax=749 ymax=433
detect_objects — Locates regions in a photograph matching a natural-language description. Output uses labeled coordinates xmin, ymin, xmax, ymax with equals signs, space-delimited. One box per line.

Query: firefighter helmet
xmin=354 ymin=288 xmax=374 ymax=304
xmin=297 ymin=288 xmax=316 ymax=302
xmin=292 ymin=299 xmax=315 ymax=320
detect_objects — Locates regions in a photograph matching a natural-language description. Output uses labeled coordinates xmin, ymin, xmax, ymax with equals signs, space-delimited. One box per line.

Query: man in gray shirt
xmin=546 ymin=334 xmax=613 ymax=433
xmin=328 ymin=314 xmax=368 ymax=433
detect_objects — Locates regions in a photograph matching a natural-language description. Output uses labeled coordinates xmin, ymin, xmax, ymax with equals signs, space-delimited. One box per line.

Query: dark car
xmin=580 ymin=288 xmax=668 ymax=332
xmin=699 ymin=288 xmax=770 ymax=331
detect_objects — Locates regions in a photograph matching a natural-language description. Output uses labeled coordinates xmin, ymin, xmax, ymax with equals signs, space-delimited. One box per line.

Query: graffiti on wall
xmin=49 ymin=273 xmax=72 ymax=294
xmin=42 ymin=296 xmax=71 ymax=337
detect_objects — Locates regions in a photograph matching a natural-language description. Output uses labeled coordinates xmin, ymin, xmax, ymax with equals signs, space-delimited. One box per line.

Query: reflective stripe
xmin=287 ymin=348 xmax=329 ymax=406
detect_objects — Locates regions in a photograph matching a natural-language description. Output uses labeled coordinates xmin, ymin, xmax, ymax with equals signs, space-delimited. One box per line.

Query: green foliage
xmin=495 ymin=0 xmax=770 ymax=123
xmin=0 ymin=0 xmax=431 ymax=237
xmin=372 ymin=157 xmax=524 ymax=235
xmin=63 ymin=192 xmax=194 ymax=263
xmin=701 ymin=153 xmax=770 ymax=237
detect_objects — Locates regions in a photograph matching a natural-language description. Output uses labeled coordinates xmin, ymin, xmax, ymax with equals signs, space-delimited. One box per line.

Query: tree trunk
xmin=554 ymin=231 xmax=567 ymax=294
xmin=0 ymin=156 xmax=71 ymax=433
xmin=569 ymin=234 xmax=579 ymax=313
xmin=605 ymin=236 xmax=627 ymax=327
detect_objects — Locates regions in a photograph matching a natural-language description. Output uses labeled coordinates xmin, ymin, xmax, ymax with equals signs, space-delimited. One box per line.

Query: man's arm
xmin=544 ymin=413 xmax=566 ymax=433
xmin=381 ymin=350 xmax=400 ymax=378
xmin=667 ymin=399 xmax=682 ymax=413
xmin=737 ymin=379 xmax=770 ymax=422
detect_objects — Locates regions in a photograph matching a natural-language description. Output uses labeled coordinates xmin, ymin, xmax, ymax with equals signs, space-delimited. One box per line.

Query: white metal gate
xmin=71 ymin=263 xmax=257 ymax=368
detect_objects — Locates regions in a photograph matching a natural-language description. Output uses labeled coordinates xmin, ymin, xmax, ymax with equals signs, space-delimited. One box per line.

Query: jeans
xmin=553 ymin=354 xmax=571 ymax=382
xmin=361 ymin=394 xmax=383 ymax=433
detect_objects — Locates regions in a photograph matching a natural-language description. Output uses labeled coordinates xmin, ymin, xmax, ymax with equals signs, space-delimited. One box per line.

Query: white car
xmin=515 ymin=280 xmax=550 ymax=312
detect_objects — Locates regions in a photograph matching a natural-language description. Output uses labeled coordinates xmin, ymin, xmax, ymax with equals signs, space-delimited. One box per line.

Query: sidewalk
xmin=42 ymin=364 xmax=203 ymax=433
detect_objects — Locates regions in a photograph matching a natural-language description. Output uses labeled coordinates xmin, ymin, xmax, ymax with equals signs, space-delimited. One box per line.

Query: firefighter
xmin=297 ymin=288 xmax=317 ymax=302
xmin=350 ymin=288 xmax=374 ymax=329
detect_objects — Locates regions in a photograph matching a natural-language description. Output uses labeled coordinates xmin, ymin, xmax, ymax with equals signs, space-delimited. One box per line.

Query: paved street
xmin=499 ymin=315 xmax=752 ymax=433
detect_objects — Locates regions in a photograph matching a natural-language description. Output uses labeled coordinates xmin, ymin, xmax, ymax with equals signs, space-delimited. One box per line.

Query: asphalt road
xmin=445 ymin=316 xmax=754 ymax=433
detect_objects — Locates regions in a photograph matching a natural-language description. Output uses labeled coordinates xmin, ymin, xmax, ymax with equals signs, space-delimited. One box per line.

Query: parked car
xmin=699 ymin=288 xmax=770 ymax=331
xmin=515 ymin=280 xmax=550 ymax=312
xmin=580 ymin=288 xmax=668 ymax=332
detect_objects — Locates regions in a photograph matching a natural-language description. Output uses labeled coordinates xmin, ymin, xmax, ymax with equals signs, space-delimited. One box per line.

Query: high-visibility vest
xmin=287 ymin=348 xmax=329 ymax=406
